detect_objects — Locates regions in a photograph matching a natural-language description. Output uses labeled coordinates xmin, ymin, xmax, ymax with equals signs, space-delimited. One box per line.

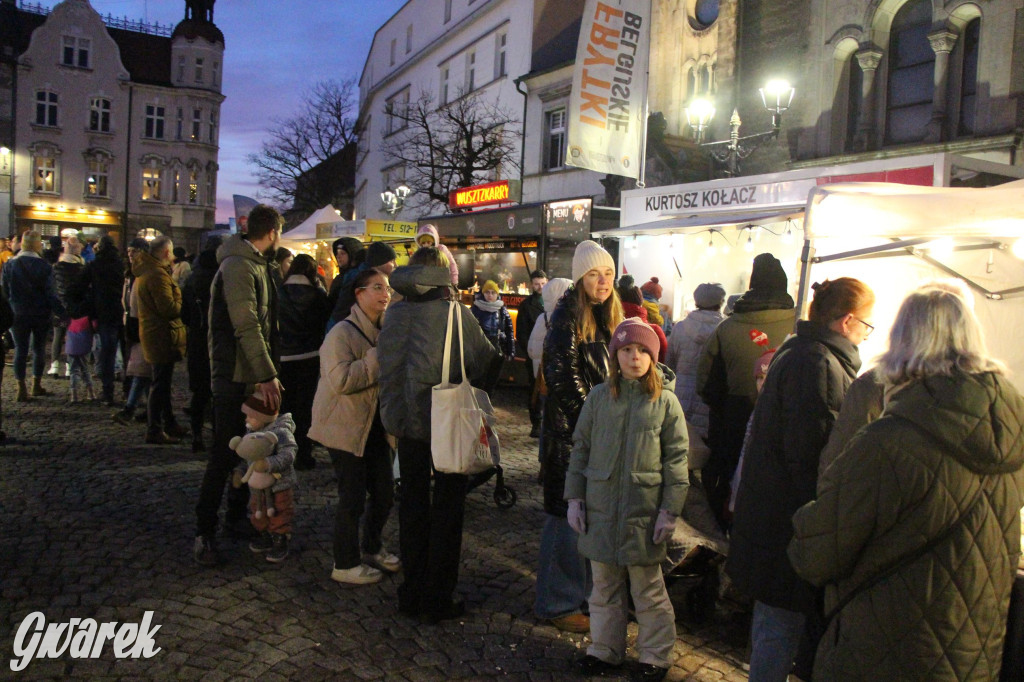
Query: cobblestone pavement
xmin=0 ymin=369 xmax=750 ymax=680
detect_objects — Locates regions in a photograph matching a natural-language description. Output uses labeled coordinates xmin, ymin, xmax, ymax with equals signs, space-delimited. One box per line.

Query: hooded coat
xmin=564 ymin=366 xmax=690 ymax=566
xmin=665 ymin=308 xmax=725 ymax=437
xmin=470 ymin=297 xmax=515 ymax=357
xmin=696 ymin=253 xmax=796 ymax=491
xmin=415 ymin=224 xmax=459 ymax=286
xmin=726 ymin=320 xmax=861 ymax=613
xmin=208 ymin=234 xmax=279 ymax=389
xmin=81 ymin=243 xmax=125 ymax=326
xmin=788 ymin=371 xmax=1024 ymax=681
xmin=527 ymin=278 xmax=572 ymax=376
xmin=327 ymin=237 xmax=364 ymax=312
xmin=133 ymin=250 xmax=186 ymax=365
xmin=542 ymin=286 xmax=614 ymax=516
xmin=378 ymin=265 xmax=498 ymax=442
xmin=53 ymin=253 xmax=85 ymax=322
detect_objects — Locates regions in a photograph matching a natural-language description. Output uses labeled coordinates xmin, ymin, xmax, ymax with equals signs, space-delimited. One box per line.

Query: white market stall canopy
xmin=280 ymin=205 xmax=342 ymax=243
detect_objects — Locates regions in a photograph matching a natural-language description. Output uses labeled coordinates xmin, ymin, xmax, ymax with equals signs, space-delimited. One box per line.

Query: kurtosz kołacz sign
xmin=645 ymin=185 xmax=760 ymax=212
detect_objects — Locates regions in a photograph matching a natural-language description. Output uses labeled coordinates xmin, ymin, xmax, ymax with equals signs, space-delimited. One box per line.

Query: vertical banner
xmin=565 ymin=0 xmax=651 ymax=180
xmin=233 ymin=195 xmax=260 ymax=234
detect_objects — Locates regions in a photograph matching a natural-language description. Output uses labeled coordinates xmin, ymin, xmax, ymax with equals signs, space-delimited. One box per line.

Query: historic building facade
xmin=2 ymin=0 xmax=224 ymax=249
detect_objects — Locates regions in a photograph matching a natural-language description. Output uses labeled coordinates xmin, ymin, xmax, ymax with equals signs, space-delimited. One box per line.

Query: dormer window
xmin=62 ymin=36 xmax=90 ymax=68
xmin=194 ymin=58 xmax=205 ymax=84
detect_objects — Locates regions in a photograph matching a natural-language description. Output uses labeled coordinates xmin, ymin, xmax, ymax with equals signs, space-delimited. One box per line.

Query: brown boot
xmin=16 ymin=380 xmax=31 ymax=402
xmin=31 ymin=377 xmax=49 ymax=397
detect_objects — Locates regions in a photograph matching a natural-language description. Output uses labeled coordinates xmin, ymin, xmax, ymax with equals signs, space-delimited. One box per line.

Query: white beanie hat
xmin=541 ymin=277 xmax=573 ymax=314
xmin=572 ymin=240 xmax=615 ymax=283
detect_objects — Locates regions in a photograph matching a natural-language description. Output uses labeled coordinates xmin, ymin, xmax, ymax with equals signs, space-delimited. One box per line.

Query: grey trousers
xmin=588 ymin=561 xmax=676 ymax=669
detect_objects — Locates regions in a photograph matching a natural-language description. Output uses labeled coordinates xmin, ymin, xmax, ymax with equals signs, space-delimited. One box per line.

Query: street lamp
xmin=380 ymin=184 xmax=411 ymax=216
xmin=684 ymin=79 xmax=795 ymax=177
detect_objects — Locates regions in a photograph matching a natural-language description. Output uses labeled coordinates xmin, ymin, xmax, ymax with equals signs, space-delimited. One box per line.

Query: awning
xmin=591 ymin=206 xmax=804 ymax=238
xmin=280 ymin=205 xmax=341 ymax=242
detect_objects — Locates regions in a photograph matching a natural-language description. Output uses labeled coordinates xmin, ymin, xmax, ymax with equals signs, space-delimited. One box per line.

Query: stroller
xmin=467 ymin=398 xmax=517 ymax=508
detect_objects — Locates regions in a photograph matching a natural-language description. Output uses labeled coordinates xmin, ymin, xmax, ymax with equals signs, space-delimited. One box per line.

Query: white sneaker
xmin=363 ymin=550 xmax=402 ymax=573
xmin=47 ymin=361 xmax=60 ymax=377
xmin=331 ymin=564 xmax=383 ymax=585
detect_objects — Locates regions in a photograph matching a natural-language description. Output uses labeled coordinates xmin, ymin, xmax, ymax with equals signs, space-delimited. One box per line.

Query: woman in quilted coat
xmin=535 ymin=240 xmax=623 ymax=633
xmin=788 ymin=286 xmax=1024 ymax=681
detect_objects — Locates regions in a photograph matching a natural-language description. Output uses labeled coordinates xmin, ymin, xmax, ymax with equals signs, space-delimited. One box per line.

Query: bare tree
xmin=247 ymin=79 xmax=359 ymax=214
xmin=380 ymin=89 xmax=521 ymax=213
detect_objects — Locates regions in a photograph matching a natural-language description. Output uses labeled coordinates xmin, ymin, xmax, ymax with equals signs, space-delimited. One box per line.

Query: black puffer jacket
xmin=181 ymin=248 xmax=218 ymax=392
xmin=53 ymin=256 xmax=85 ymax=322
xmin=81 ymin=247 xmax=124 ymax=326
xmin=726 ymin=320 xmax=860 ymax=613
xmin=278 ymin=275 xmax=329 ymax=358
xmin=541 ymin=286 xmax=612 ymax=516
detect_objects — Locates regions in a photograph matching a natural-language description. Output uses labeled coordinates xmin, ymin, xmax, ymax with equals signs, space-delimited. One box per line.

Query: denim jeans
xmin=534 ymin=513 xmax=592 ymax=619
xmin=11 ymin=315 xmax=50 ymax=380
xmin=194 ymin=383 xmax=250 ymax=538
xmin=126 ymin=376 xmax=151 ymax=411
xmin=68 ymin=354 xmax=94 ymax=394
xmin=749 ymin=600 xmax=806 ymax=682
xmin=329 ymin=413 xmax=394 ymax=569
xmin=147 ymin=361 xmax=178 ymax=434
xmin=95 ymin=323 xmax=120 ymax=400
xmin=396 ymin=437 xmax=468 ymax=615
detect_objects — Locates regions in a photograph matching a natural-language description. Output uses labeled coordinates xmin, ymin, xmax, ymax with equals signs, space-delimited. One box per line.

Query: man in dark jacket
xmin=516 ymin=270 xmax=547 ymax=437
xmin=180 ymin=236 xmax=221 ymax=453
xmin=2 ymin=231 xmax=64 ymax=401
xmin=80 ymin=236 xmax=125 ymax=405
xmin=378 ymin=250 xmax=498 ymax=623
xmin=194 ymin=205 xmax=281 ymax=566
xmin=326 ymin=236 xmax=364 ymax=313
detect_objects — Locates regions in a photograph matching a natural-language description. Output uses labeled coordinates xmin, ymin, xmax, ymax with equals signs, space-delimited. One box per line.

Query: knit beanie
xmin=618 ymin=285 xmax=643 ymax=306
xmin=366 ymin=241 xmax=397 ymax=268
xmin=129 ymin=237 xmax=149 ymax=250
xmin=749 ymin=253 xmax=788 ymax=293
xmin=482 ymin=279 xmax=500 ymax=294
xmin=541 ymin=278 xmax=572 ymax=314
xmin=332 ymin=237 xmax=364 ymax=265
xmin=641 ymin=277 xmax=663 ymax=300
xmin=571 ymin=240 xmax=615 ymax=283
xmin=242 ymin=392 xmax=278 ymax=425
xmin=609 ymin=317 xmax=660 ymax=363
xmin=694 ymin=282 xmax=727 ymax=308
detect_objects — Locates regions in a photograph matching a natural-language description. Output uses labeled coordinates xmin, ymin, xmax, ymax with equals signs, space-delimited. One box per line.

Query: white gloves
xmin=567 ymin=498 xmax=587 ymax=534
xmin=652 ymin=508 xmax=677 ymax=544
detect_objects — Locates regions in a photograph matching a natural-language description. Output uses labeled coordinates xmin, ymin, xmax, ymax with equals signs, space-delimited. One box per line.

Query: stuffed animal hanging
xmin=230 ymin=431 xmax=280 ymax=518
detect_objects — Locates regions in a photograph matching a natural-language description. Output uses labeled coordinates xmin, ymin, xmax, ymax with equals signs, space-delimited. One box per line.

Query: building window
xmin=440 ymin=64 xmax=450 ymax=105
xmin=444 ymin=0 xmax=452 ymax=23
xmin=957 ymin=18 xmax=980 ymax=137
xmin=32 ymin=153 xmax=58 ymax=193
xmin=212 ymin=61 xmax=220 ymax=86
xmin=206 ymin=170 xmax=213 ymax=205
xmin=390 ymin=39 xmax=396 ymax=66
xmin=85 ymin=155 xmax=109 ymax=198
xmin=142 ymin=162 xmax=162 ymax=201
xmin=189 ymin=169 xmax=199 ymax=204
xmin=195 ymin=57 xmax=204 ymax=83
xmin=885 ymin=0 xmax=934 ymax=145
xmin=544 ymin=108 xmax=567 ymax=171
xmin=35 ymin=91 xmax=58 ymax=127
xmin=144 ymin=105 xmax=165 ymax=139
xmin=466 ymin=50 xmax=476 ymax=91
xmin=172 ymin=168 xmax=180 ymax=203
xmin=62 ymin=36 xmax=90 ymax=68
xmin=209 ymin=110 xmax=217 ymax=144
xmin=177 ymin=56 xmax=185 ymax=81
xmin=385 ymin=89 xmax=409 ymax=135
xmin=495 ymin=31 xmax=507 ymax=79
xmin=89 ymin=97 xmax=110 ymax=132
xmin=176 ymin=108 xmax=183 ymax=140
xmin=406 ymin=25 xmax=413 ymax=54
xmin=845 ymin=55 xmax=864 ymax=150
xmin=192 ymin=109 xmax=202 ymax=141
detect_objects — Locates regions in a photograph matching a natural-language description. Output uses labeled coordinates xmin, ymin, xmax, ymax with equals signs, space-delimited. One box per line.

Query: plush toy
xmin=230 ymin=431 xmax=280 ymax=519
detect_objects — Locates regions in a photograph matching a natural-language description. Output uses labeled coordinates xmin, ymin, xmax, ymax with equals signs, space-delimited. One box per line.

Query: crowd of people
xmin=1 ymin=209 xmax=1021 ymax=681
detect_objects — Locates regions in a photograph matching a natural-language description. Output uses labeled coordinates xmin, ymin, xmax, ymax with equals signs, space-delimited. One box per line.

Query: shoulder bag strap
xmin=342 ymin=318 xmax=375 ymax=348
xmin=454 ymin=301 xmax=469 ymax=385
xmin=440 ymin=301 xmax=456 ymax=385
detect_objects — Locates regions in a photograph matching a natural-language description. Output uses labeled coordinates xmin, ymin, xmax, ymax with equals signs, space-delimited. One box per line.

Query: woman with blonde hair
xmin=535 ymin=239 xmax=623 ymax=632
xmin=789 ymin=287 xmax=1023 ymax=681
xmin=726 ymin=276 xmax=875 ymax=681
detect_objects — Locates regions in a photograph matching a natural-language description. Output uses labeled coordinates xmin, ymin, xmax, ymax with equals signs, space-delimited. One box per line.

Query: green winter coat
xmin=564 ymin=365 xmax=690 ymax=566
xmin=788 ymin=371 xmax=1024 ymax=681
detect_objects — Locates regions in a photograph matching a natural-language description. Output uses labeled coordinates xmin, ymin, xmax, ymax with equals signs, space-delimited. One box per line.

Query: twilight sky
xmin=89 ymin=0 xmax=404 ymax=223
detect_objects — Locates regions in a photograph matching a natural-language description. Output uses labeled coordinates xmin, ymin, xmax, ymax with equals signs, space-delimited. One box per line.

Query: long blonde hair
xmin=574 ymin=282 xmax=623 ymax=343
xmin=877 ymin=287 xmax=1005 ymax=385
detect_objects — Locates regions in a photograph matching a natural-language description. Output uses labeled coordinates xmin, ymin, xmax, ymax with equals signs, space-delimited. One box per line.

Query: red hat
xmin=242 ymin=392 xmax=278 ymax=424
xmin=641 ymin=277 xmax=663 ymax=300
xmin=609 ymin=318 xmax=660 ymax=364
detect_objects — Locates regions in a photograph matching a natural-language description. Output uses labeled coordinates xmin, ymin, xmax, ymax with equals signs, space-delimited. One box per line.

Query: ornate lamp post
xmin=685 ymin=79 xmax=795 ymax=177
xmin=380 ymin=184 xmax=411 ymax=216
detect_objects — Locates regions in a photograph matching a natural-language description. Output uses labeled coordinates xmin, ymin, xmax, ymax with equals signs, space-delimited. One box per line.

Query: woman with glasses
xmin=310 ymin=267 xmax=400 ymax=584
xmin=725 ymin=277 xmax=874 ymax=682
